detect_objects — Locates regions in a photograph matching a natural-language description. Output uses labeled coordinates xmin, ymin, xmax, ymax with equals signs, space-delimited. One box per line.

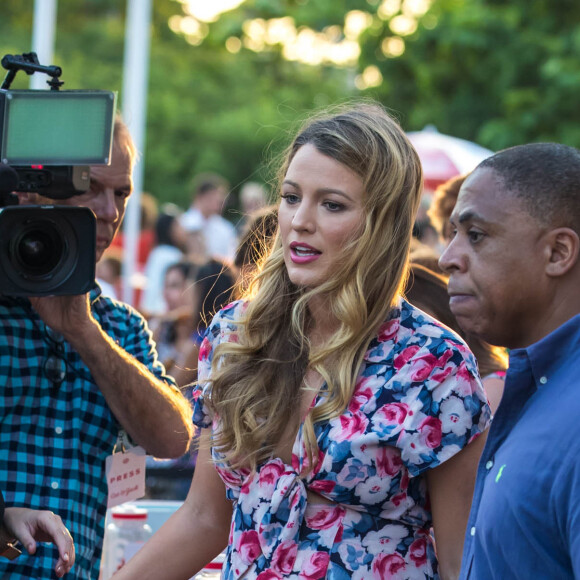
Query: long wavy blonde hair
xmin=206 ymin=101 xmax=423 ymax=473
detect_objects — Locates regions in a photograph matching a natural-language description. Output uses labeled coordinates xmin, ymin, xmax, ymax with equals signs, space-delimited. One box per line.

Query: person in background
xmin=96 ymin=247 xmax=123 ymax=300
xmin=113 ymin=101 xmax=490 ymax=580
xmin=427 ymin=173 xmax=469 ymax=246
xmin=149 ymin=260 xmax=198 ymax=375
xmin=170 ymin=258 xmax=236 ymax=388
xmin=236 ymin=181 xmax=269 ymax=235
xmin=233 ymin=204 xmax=278 ymax=298
xmin=438 ymin=143 xmax=580 ymax=579
xmin=180 ymin=172 xmax=238 ymax=262
xmin=405 ymin=263 xmax=507 ymax=413
xmin=141 ymin=204 xmax=189 ymax=316
xmin=0 ymin=117 xmax=194 ymax=580
xmin=146 ymin=259 xmax=235 ymax=499
xmin=0 ymin=490 xmax=75 ymax=578
xmin=108 ymin=191 xmax=158 ymax=310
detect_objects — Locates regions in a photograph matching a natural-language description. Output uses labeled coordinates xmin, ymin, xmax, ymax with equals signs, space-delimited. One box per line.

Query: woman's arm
xmin=426 ymin=430 xmax=488 ymax=580
xmin=112 ymin=430 xmax=232 ymax=580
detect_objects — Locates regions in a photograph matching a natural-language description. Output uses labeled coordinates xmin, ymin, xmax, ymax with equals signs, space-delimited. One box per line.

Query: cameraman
xmin=0 ymin=117 xmax=194 ymax=579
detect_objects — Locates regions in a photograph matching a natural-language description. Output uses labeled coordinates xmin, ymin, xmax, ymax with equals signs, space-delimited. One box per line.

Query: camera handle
xmin=1 ymin=52 xmax=63 ymax=91
xmin=0 ymin=164 xmax=19 ymax=207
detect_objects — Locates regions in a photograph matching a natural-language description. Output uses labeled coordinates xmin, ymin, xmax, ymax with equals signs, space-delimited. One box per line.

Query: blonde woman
xmin=114 ymin=102 xmax=490 ymax=580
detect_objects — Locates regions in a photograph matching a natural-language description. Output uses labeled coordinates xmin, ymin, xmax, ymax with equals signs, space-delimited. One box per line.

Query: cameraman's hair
xmin=113 ymin=115 xmax=138 ymax=168
xmin=478 ymin=143 xmax=580 ymax=234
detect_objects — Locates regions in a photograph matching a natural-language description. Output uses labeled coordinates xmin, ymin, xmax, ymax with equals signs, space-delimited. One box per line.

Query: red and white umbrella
xmin=407 ymin=125 xmax=494 ymax=193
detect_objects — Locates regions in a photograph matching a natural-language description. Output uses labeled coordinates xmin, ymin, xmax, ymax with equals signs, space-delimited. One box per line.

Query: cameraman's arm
xmin=30 ymin=294 xmax=193 ymax=459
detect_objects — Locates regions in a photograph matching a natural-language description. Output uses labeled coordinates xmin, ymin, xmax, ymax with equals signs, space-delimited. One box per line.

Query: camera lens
xmin=14 ymin=222 xmax=64 ymax=277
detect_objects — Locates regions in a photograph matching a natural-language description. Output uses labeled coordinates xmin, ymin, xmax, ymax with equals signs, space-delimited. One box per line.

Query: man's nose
xmin=438 ymin=237 xmax=462 ymax=273
xmin=94 ymin=190 xmax=119 ymax=223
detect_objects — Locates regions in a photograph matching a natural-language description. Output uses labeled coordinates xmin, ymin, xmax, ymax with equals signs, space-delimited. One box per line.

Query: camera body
xmin=0 ymin=205 xmax=96 ymax=296
xmin=0 ymin=54 xmax=116 ymax=296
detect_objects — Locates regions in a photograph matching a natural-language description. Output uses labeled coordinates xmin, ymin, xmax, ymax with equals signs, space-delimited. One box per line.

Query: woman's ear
xmin=545 ymin=227 xmax=580 ymax=277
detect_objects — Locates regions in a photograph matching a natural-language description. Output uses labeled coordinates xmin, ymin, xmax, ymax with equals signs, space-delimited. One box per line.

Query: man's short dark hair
xmin=190 ymin=172 xmax=230 ymax=198
xmin=478 ymin=143 xmax=580 ymax=233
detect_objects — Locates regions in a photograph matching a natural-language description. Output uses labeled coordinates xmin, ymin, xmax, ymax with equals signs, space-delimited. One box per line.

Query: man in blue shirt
xmin=439 ymin=143 xmax=580 ymax=579
xmin=0 ymin=117 xmax=194 ymax=579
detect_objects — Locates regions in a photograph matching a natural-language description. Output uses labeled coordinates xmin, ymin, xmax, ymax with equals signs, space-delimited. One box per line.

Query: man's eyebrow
xmin=456 ymin=210 xmax=489 ymax=225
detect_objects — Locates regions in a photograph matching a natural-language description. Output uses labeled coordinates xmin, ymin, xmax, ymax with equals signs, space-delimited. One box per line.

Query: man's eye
xmin=468 ymin=230 xmax=484 ymax=243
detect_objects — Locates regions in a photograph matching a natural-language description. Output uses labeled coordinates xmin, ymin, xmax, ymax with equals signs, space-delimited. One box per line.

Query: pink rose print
xmin=259 ymin=462 xmax=286 ymax=487
xmin=237 ymin=530 xmax=262 ymax=565
xmin=334 ymin=412 xmax=368 ymax=442
xmin=418 ymin=416 xmax=442 ymax=449
xmin=376 ymin=446 xmax=403 ymax=477
xmin=409 ymin=536 xmax=428 ymax=567
xmin=219 ymin=466 xmax=244 ymax=489
xmin=271 ymin=540 xmax=298 ymax=575
xmin=349 ymin=379 xmax=375 ymax=413
xmin=198 ymin=337 xmax=212 ymax=361
xmin=299 ymin=448 xmax=325 ymax=475
xmin=378 ymin=319 xmax=399 ymax=342
xmin=430 ymin=366 xmax=453 ymax=383
xmin=305 ymin=506 xmax=344 ymax=530
xmin=393 ymin=345 xmax=420 ymax=370
xmin=308 ymin=479 xmax=336 ymax=495
xmin=376 ymin=403 xmax=409 ymax=426
xmin=436 ymin=348 xmax=453 ymax=367
xmin=400 ymin=469 xmax=409 ymax=491
xmin=409 ymin=353 xmax=438 ymax=381
xmin=372 ymin=552 xmax=406 ymax=579
xmin=454 ymin=361 xmax=478 ymax=396
xmin=300 ymin=551 xmax=330 ymax=580
xmin=257 ymin=571 xmax=282 ymax=580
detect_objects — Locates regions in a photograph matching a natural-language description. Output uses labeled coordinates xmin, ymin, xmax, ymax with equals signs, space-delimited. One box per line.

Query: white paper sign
xmin=105 ymin=446 xmax=146 ymax=508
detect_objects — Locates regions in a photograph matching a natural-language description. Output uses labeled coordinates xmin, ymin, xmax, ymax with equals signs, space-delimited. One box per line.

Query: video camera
xmin=0 ymin=52 xmax=116 ymax=296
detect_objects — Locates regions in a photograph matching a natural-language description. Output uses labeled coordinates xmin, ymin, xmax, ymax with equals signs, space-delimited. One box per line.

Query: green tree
xmin=357 ymin=0 xmax=580 ymax=150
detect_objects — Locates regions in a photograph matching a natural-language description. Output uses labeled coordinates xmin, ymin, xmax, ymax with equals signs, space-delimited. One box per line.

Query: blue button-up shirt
xmin=460 ymin=314 xmax=580 ymax=579
xmin=0 ymin=286 xmax=176 ymax=580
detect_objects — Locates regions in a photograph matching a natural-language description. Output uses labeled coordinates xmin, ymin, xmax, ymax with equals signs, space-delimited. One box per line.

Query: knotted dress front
xmin=193 ymin=299 xmax=491 ymax=580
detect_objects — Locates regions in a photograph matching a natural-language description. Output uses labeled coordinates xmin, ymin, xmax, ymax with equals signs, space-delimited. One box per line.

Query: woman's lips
xmin=289 ymin=243 xmax=321 ymax=264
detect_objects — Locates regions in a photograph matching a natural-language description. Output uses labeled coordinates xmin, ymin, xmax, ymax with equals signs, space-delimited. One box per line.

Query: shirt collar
xmin=508 ymin=314 xmax=580 ymax=388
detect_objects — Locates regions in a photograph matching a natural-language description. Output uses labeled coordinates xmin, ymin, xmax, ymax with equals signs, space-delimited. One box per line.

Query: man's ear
xmin=544 ymin=227 xmax=580 ymax=277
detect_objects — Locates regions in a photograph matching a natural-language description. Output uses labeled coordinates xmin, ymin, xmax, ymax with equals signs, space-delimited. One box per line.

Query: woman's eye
xmin=323 ymin=201 xmax=344 ymax=212
xmin=281 ymin=193 xmax=300 ymax=205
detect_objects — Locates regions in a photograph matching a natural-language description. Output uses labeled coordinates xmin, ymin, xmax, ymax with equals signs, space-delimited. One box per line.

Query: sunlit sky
xmin=172 ymin=0 xmax=434 ymax=89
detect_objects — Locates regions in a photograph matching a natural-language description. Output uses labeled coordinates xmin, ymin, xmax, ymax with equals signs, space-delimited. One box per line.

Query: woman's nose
xmin=291 ymin=202 xmax=315 ymax=232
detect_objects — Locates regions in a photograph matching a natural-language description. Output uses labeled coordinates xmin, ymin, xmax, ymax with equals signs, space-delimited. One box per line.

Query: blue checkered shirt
xmin=0 ymin=285 xmax=177 ymax=579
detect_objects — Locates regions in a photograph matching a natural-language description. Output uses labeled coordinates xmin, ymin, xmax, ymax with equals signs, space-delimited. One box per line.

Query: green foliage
xmin=0 ymin=0 xmax=358 ymax=211
xmin=2 ymin=0 xmax=580 ymax=211
xmin=358 ymin=0 xmax=580 ymax=150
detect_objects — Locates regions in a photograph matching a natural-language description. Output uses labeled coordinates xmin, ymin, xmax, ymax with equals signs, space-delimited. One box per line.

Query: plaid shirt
xmin=0 ymin=286 xmax=176 ymax=579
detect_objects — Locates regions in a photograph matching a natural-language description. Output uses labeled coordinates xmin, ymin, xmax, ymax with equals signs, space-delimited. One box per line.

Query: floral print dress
xmin=193 ymin=299 xmax=491 ymax=580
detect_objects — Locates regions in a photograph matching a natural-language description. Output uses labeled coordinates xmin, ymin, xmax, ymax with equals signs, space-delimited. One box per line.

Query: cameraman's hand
xmin=29 ymin=294 xmax=94 ymax=339
xmin=2 ymin=508 xmax=75 ymax=577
